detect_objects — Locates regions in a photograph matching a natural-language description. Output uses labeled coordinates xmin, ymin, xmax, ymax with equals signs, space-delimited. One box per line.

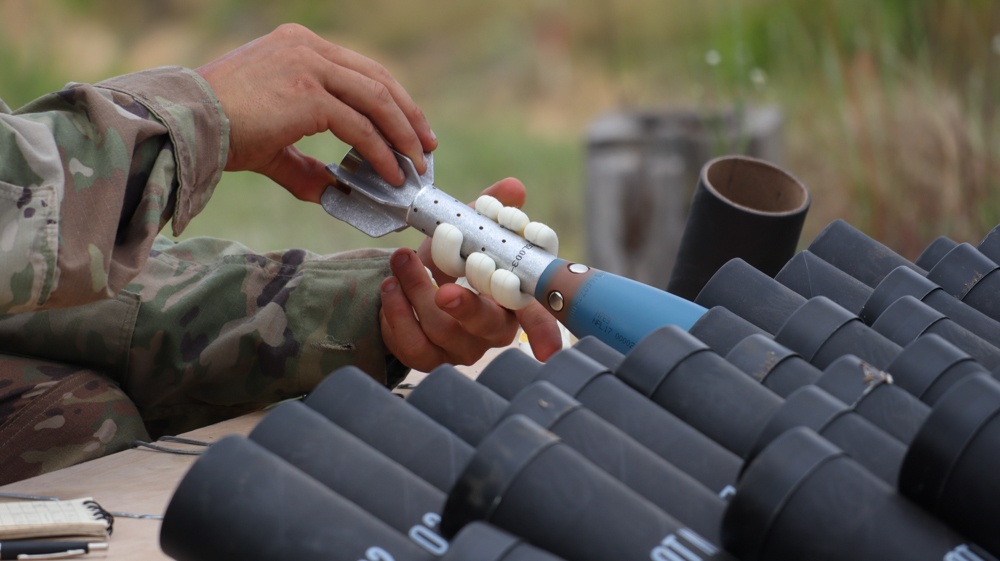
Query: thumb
xmin=257 ymin=146 xmax=331 ymax=203
xmin=516 ymin=302 xmax=563 ymax=362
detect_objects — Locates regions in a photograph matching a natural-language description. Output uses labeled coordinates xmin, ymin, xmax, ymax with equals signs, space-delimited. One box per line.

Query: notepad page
xmin=0 ymin=497 xmax=111 ymax=540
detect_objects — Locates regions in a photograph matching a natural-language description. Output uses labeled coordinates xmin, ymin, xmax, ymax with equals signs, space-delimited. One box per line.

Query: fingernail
xmin=441 ymin=295 xmax=461 ymax=309
xmin=429 ymin=129 xmax=437 ymax=142
xmin=382 ymin=277 xmax=398 ymax=293
xmin=391 ymin=250 xmax=410 ymax=268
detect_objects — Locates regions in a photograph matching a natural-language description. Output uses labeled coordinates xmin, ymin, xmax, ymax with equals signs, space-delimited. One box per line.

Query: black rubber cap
xmin=689 ymin=306 xmax=772 ymax=355
xmin=725 ymin=333 xmax=800 ymax=383
xmin=869 ymin=295 xmax=945 ymax=347
xmin=899 ymin=373 xmax=1000 ymax=556
xmin=616 ymin=325 xmax=709 ymax=397
xmin=725 ymin=333 xmax=820 ymax=390
xmin=774 ymin=296 xmax=859 ymax=362
xmin=571 ymin=336 xmax=626 ymax=371
xmin=885 ymin=333 xmax=986 ymax=404
xmin=476 ymin=348 xmax=542 ymax=400
xmin=915 ymin=236 xmax=958 ymax=271
xmin=926 ymin=243 xmax=1000 ymax=300
xmin=722 ymin=427 xmax=844 ymax=560
xmin=441 ymin=415 xmax=559 ymax=538
xmin=537 ymin=347 xmax=612 ymax=397
xmin=860 ymin=266 xmax=937 ymax=324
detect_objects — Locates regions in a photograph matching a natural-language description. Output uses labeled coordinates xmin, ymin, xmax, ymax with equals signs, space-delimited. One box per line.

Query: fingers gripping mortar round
xmin=321 ymin=148 xmax=707 ymax=354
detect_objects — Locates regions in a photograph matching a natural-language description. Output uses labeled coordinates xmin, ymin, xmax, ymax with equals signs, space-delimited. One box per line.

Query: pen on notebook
xmin=0 ymin=540 xmax=108 ymax=559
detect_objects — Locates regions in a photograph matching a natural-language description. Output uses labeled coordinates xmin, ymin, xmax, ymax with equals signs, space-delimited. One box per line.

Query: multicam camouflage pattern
xmin=0 ymin=355 xmax=149 ymax=485
xmin=0 ymin=238 xmax=402 ymax=438
xmin=1 ymin=66 xmax=228 ymax=314
xmin=0 ymin=67 xmax=402 ymax=481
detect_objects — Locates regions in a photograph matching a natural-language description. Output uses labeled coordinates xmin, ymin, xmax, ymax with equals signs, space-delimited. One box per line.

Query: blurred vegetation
xmin=2 ymin=0 xmax=998 ymax=261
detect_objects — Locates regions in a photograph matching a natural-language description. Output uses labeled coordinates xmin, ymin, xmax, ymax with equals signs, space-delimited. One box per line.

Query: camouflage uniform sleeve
xmin=0 ymin=67 xmax=228 ymax=314
xmin=0 ymin=237 xmax=405 ymax=436
xmin=124 ymin=239 xmax=405 ymax=435
xmin=1 ymin=69 xmax=406 ymax=437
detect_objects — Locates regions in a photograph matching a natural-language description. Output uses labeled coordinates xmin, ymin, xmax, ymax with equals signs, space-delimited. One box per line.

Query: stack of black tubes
xmin=158 ymin=212 xmax=1000 ymax=561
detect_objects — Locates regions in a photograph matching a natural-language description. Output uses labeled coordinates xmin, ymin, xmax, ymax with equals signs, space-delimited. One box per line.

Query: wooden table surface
xmin=0 ymin=411 xmax=265 ymax=560
xmin=0 ymin=344 xmax=520 ymax=560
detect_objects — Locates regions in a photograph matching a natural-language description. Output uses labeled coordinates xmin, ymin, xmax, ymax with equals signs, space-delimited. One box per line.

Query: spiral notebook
xmin=0 ymin=497 xmax=113 ymax=540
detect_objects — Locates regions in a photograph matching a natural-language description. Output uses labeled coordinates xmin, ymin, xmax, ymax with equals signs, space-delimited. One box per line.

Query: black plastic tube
xmin=696 ymin=259 xmax=903 ymax=369
xmin=815 ymin=355 xmax=929 ymax=444
xmin=900 ymin=373 xmax=1000 ymax=558
xmin=687 ymin=305 xmax=772 ymax=356
xmin=614 ymin=325 xmax=906 ymax=483
xmin=773 ymin=296 xmax=901 ymax=369
xmin=246 ymin=385 xmax=596 ymax=561
xmin=407 ymin=365 xmax=503 ymax=444
xmin=722 ymin=427 xmax=998 ymax=561
xmin=885 ymin=333 xmax=991 ymax=405
xmin=775 ymin=247 xmax=1000 ymax=352
xmin=501 ymin=381 xmax=727 ymax=543
xmin=925 ymin=243 xmax=1000 ymax=322
xmin=776 ymin=251 xmax=1000 ymax=347
xmin=476 ymin=346 xmax=743 ymax=494
xmin=696 ymin=258 xmax=805 ymax=334
xmin=441 ymin=415 xmax=736 ymax=561
xmin=160 ymin=436 xmax=433 ymax=561
xmin=409 ymin=349 xmax=733 ymax=545
xmin=616 ymin=325 xmax=782 ymax=457
xmin=473 ymin=349 xmax=542 ymax=403
xmin=978 ymin=224 xmax=1000 ymax=261
xmin=443 ymin=523 xmax=570 ymax=561
xmin=303 ymin=366 xmax=473 ymax=492
xmin=570 ymin=335 xmax=626 ymax=371
xmin=162 ymin=434 xmax=567 ymax=561
xmin=916 ymin=236 xmax=959 ymax=270
xmin=745 ymin=385 xmax=905 ymax=484
xmin=534 ymin=348 xmax=742 ymax=492
xmin=774 ymin=250 xmax=872 ymax=314
xmin=806 ymin=219 xmax=924 ymax=286
xmin=405 ymin=364 xmax=508 ymax=446
xmin=809 ymin=221 xmax=1000 ymax=323
xmin=697 ymin=259 xmax=994 ymax=403
xmin=723 ymin=333 xmax=926 ymax=444
xmin=723 ymin=333 xmax=822 ymax=397
xmin=870 ymin=294 xmax=1000 ymax=370
xmin=667 ymin=155 xmax=810 ymax=299
xmin=247 ymin=401 xmax=447 ymax=546
xmin=861 ymin=266 xmax=1000 ymax=346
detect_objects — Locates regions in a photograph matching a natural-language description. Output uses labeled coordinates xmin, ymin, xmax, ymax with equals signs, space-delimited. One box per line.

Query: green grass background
xmin=2 ymin=0 xmax=998 ymax=262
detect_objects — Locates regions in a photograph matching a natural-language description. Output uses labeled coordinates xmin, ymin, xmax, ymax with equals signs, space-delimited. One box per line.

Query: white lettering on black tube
xmin=408 ymin=512 xmax=448 ymax=555
xmin=650 ymin=527 xmax=719 ymax=561
xmin=945 ymin=544 xmax=987 ymax=561
xmin=360 ymin=547 xmax=394 ymax=561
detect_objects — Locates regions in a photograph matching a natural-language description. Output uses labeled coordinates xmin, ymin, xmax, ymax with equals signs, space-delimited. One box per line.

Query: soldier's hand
xmin=380 ymin=178 xmax=563 ymax=372
xmin=195 ymin=23 xmax=437 ymax=201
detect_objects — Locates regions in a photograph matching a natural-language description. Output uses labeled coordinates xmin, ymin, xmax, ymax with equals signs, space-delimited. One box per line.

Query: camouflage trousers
xmin=0 ymin=355 xmax=149 ymax=485
xmin=0 ymin=236 xmax=404 ymax=485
